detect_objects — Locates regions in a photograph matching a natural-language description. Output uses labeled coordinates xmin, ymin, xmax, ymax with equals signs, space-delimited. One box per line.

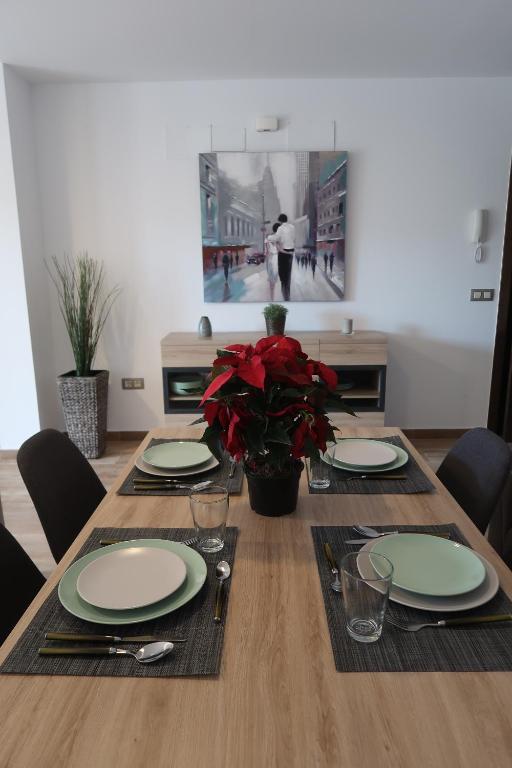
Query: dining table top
xmin=1 ymin=425 xmax=512 ymax=768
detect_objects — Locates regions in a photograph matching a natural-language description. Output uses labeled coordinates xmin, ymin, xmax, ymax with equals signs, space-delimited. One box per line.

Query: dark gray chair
xmin=0 ymin=523 xmax=45 ymax=645
xmin=488 ymin=445 xmax=512 ymax=566
xmin=436 ymin=427 xmax=511 ymax=533
xmin=17 ymin=429 xmax=106 ymax=563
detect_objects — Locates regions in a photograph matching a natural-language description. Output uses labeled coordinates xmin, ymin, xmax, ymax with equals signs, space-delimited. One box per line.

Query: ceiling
xmin=1 ymin=0 xmax=511 ymax=83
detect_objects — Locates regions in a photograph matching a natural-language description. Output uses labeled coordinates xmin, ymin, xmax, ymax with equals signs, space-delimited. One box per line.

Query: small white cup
xmin=341 ymin=318 xmax=353 ymax=335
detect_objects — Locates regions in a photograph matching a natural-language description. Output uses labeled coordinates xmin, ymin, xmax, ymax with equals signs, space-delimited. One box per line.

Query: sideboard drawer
xmin=320 ymin=342 xmax=387 ymax=366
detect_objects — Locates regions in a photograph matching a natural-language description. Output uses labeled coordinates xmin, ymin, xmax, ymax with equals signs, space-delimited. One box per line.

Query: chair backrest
xmin=17 ymin=429 xmax=106 ymax=562
xmin=436 ymin=427 xmax=511 ymax=533
xmin=488 ymin=446 xmax=512 ymax=564
xmin=0 ymin=523 xmax=45 ymax=645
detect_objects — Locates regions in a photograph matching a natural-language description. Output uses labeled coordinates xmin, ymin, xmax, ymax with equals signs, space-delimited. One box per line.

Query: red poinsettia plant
xmin=196 ymin=335 xmax=354 ymax=476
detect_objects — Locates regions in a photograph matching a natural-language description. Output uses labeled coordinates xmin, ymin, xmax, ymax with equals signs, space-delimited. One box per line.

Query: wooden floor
xmin=0 ymin=438 xmax=451 ymax=578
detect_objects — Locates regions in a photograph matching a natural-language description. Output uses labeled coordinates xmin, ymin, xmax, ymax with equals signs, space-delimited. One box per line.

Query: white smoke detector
xmin=255 ymin=116 xmax=279 ymax=133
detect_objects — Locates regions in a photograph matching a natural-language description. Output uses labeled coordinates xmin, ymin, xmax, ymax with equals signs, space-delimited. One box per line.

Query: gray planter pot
xmin=57 ymin=370 xmax=109 ymax=458
xmin=265 ymin=316 xmax=286 ymax=336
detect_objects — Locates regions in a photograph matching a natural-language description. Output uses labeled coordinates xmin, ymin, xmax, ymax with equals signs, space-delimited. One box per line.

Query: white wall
xmin=4 ymin=66 xmax=56 ymax=429
xmin=0 ymin=64 xmax=40 ymax=448
xmin=28 ymin=77 xmax=512 ymax=430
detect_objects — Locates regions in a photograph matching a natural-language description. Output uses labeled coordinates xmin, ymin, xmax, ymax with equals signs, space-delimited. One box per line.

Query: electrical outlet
xmin=122 ymin=378 xmax=145 ymax=390
xmin=470 ymin=289 xmax=494 ymax=302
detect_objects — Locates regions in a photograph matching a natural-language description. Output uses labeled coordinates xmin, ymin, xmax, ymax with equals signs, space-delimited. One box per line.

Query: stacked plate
xmin=321 ymin=438 xmax=409 ymax=474
xmin=357 ymin=533 xmax=499 ymax=612
xmin=136 ymin=440 xmax=219 ymax=478
xmin=58 ymin=539 xmax=207 ymax=624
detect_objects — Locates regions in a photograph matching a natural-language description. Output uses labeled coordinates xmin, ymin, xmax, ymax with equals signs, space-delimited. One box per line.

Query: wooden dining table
xmin=1 ymin=425 xmax=512 ymax=767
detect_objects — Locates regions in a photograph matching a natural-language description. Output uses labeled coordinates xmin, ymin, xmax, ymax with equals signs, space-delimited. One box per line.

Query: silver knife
xmin=44 ymin=632 xmax=186 ymax=643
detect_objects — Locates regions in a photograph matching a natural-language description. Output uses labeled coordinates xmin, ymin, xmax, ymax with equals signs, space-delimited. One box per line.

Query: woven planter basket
xmin=57 ymin=370 xmax=109 ymax=459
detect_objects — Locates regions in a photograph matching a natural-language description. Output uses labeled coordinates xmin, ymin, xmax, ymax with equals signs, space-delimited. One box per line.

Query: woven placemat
xmin=308 ymin=436 xmax=434 ymax=494
xmin=118 ymin=438 xmax=244 ymax=496
xmin=312 ymin=524 xmax=512 ymax=672
xmin=0 ymin=526 xmax=238 ymax=678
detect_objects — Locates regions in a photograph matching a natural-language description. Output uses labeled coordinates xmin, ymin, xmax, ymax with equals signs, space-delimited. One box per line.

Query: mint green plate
xmin=321 ymin=440 xmax=409 ymax=473
xmin=370 ymin=534 xmax=486 ymax=597
xmin=143 ymin=441 xmax=212 ymax=470
xmin=58 ymin=539 xmax=207 ymax=624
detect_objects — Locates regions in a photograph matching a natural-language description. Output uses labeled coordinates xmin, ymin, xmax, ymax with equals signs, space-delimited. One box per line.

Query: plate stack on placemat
xmin=309 ymin=436 xmax=434 ymax=494
xmin=118 ymin=438 xmax=244 ymax=496
xmin=311 ymin=524 xmax=512 ymax=673
xmin=0 ymin=526 xmax=238 ymax=678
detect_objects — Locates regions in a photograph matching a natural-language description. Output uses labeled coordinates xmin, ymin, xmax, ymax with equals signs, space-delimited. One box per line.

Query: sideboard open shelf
xmin=161 ymin=331 xmax=387 ymax=425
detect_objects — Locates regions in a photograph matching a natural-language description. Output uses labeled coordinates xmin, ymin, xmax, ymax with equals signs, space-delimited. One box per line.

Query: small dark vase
xmin=245 ymin=460 xmax=304 ymax=517
xmin=265 ymin=316 xmax=286 ymax=336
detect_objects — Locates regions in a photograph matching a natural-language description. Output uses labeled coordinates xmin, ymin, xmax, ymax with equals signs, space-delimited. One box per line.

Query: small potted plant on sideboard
xmin=263 ymin=303 xmax=288 ymax=336
xmin=48 ymin=252 xmax=120 ymax=458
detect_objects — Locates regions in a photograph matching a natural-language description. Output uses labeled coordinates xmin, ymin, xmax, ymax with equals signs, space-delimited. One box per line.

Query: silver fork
xmin=386 ymin=614 xmax=512 ymax=632
xmin=99 ymin=536 xmax=198 ymax=547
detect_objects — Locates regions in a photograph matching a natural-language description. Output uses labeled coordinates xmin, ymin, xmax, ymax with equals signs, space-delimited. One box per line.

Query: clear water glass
xmin=189 ymin=485 xmax=228 ymax=553
xmin=309 ymin=459 xmax=331 ymax=489
xmin=341 ymin=551 xmax=393 ymax=643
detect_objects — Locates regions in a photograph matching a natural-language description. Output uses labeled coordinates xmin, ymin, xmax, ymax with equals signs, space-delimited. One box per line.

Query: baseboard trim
xmin=403 ymin=429 xmax=467 ymax=439
xmin=106 ymin=431 xmax=149 ymax=441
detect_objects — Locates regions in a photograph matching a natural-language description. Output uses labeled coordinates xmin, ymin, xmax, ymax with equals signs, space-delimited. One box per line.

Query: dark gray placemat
xmin=309 ymin=435 xmax=434 ymax=494
xmin=118 ymin=438 xmax=244 ymax=495
xmin=0 ymin=526 xmax=238 ymax=678
xmin=312 ymin=524 xmax=512 ymax=672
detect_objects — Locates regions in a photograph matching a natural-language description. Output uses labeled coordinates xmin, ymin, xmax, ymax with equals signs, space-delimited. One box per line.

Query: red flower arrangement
xmin=197 ymin=336 xmax=354 ymax=476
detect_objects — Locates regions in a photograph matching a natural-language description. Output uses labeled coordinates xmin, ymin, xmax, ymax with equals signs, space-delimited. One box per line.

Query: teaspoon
xmin=214 ymin=561 xmax=231 ymax=622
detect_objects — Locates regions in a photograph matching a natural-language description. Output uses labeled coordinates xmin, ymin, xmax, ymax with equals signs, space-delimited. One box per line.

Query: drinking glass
xmin=309 ymin=458 xmax=331 ymax=489
xmin=189 ymin=485 xmax=229 ymax=553
xmin=341 ymin=551 xmax=393 ymax=643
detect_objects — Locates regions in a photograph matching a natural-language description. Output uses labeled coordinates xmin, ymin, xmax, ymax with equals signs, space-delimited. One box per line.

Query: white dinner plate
xmin=357 ymin=538 xmax=499 ymax=612
xmin=76 ymin=546 xmax=187 ymax=610
xmin=143 ymin=441 xmax=212 ymax=470
xmin=332 ymin=439 xmax=397 ymax=468
xmin=321 ymin=442 xmax=409 ymax=474
xmin=135 ymin=453 xmax=219 ymax=478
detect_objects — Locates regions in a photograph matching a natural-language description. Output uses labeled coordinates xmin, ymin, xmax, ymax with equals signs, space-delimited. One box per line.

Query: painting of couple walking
xmin=199 ymin=150 xmax=347 ymax=303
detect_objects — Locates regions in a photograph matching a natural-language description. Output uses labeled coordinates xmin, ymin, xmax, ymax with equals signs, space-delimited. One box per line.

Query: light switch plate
xmin=122 ymin=378 xmax=145 ymax=390
xmin=471 ymin=289 xmax=494 ymax=302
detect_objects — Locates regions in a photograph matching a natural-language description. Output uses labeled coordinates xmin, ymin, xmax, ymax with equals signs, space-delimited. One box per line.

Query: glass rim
xmin=341 ymin=551 xmax=394 ymax=581
xmin=189 ymin=484 xmax=229 ymax=503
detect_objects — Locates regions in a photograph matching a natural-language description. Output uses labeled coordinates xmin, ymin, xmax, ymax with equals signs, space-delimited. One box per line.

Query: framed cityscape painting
xmin=199 ymin=151 xmax=347 ymax=303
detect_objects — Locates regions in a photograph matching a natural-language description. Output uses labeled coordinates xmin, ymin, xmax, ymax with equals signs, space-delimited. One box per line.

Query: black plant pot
xmin=245 ymin=461 xmax=304 ymax=517
xmin=265 ymin=316 xmax=286 ymax=336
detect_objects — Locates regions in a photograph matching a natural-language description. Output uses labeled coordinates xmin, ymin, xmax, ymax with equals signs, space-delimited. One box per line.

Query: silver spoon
xmin=38 ymin=641 xmax=174 ymax=663
xmin=352 ymin=524 xmax=398 ymax=538
xmin=214 ymin=561 xmax=231 ymax=622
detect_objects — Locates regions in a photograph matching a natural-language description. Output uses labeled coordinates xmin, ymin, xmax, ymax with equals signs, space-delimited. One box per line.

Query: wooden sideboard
xmin=161 ymin=331 xmax=387 ymax=425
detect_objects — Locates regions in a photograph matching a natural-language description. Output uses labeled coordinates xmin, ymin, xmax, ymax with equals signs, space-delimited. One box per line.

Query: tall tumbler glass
xmin=341 ymin=551 xmax=393 ymax=643
xmin=189 ymin=485 xmax=229 ymax=553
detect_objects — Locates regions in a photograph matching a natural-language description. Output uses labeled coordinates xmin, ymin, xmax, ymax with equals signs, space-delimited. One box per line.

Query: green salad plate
xmin=370 ymin=533 xmax=486 ymax=597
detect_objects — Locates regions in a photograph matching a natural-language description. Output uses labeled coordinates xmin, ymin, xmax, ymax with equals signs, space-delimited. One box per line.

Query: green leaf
xmin=245 ymin=421 xmax=266 ymax=454
xmin=304 ymin=436 xmax=320 ymax=461
xmin=265 ymin=424 xmax=292 ymax=445
xmin=188 ymin=415 xmax=206 ymax=425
